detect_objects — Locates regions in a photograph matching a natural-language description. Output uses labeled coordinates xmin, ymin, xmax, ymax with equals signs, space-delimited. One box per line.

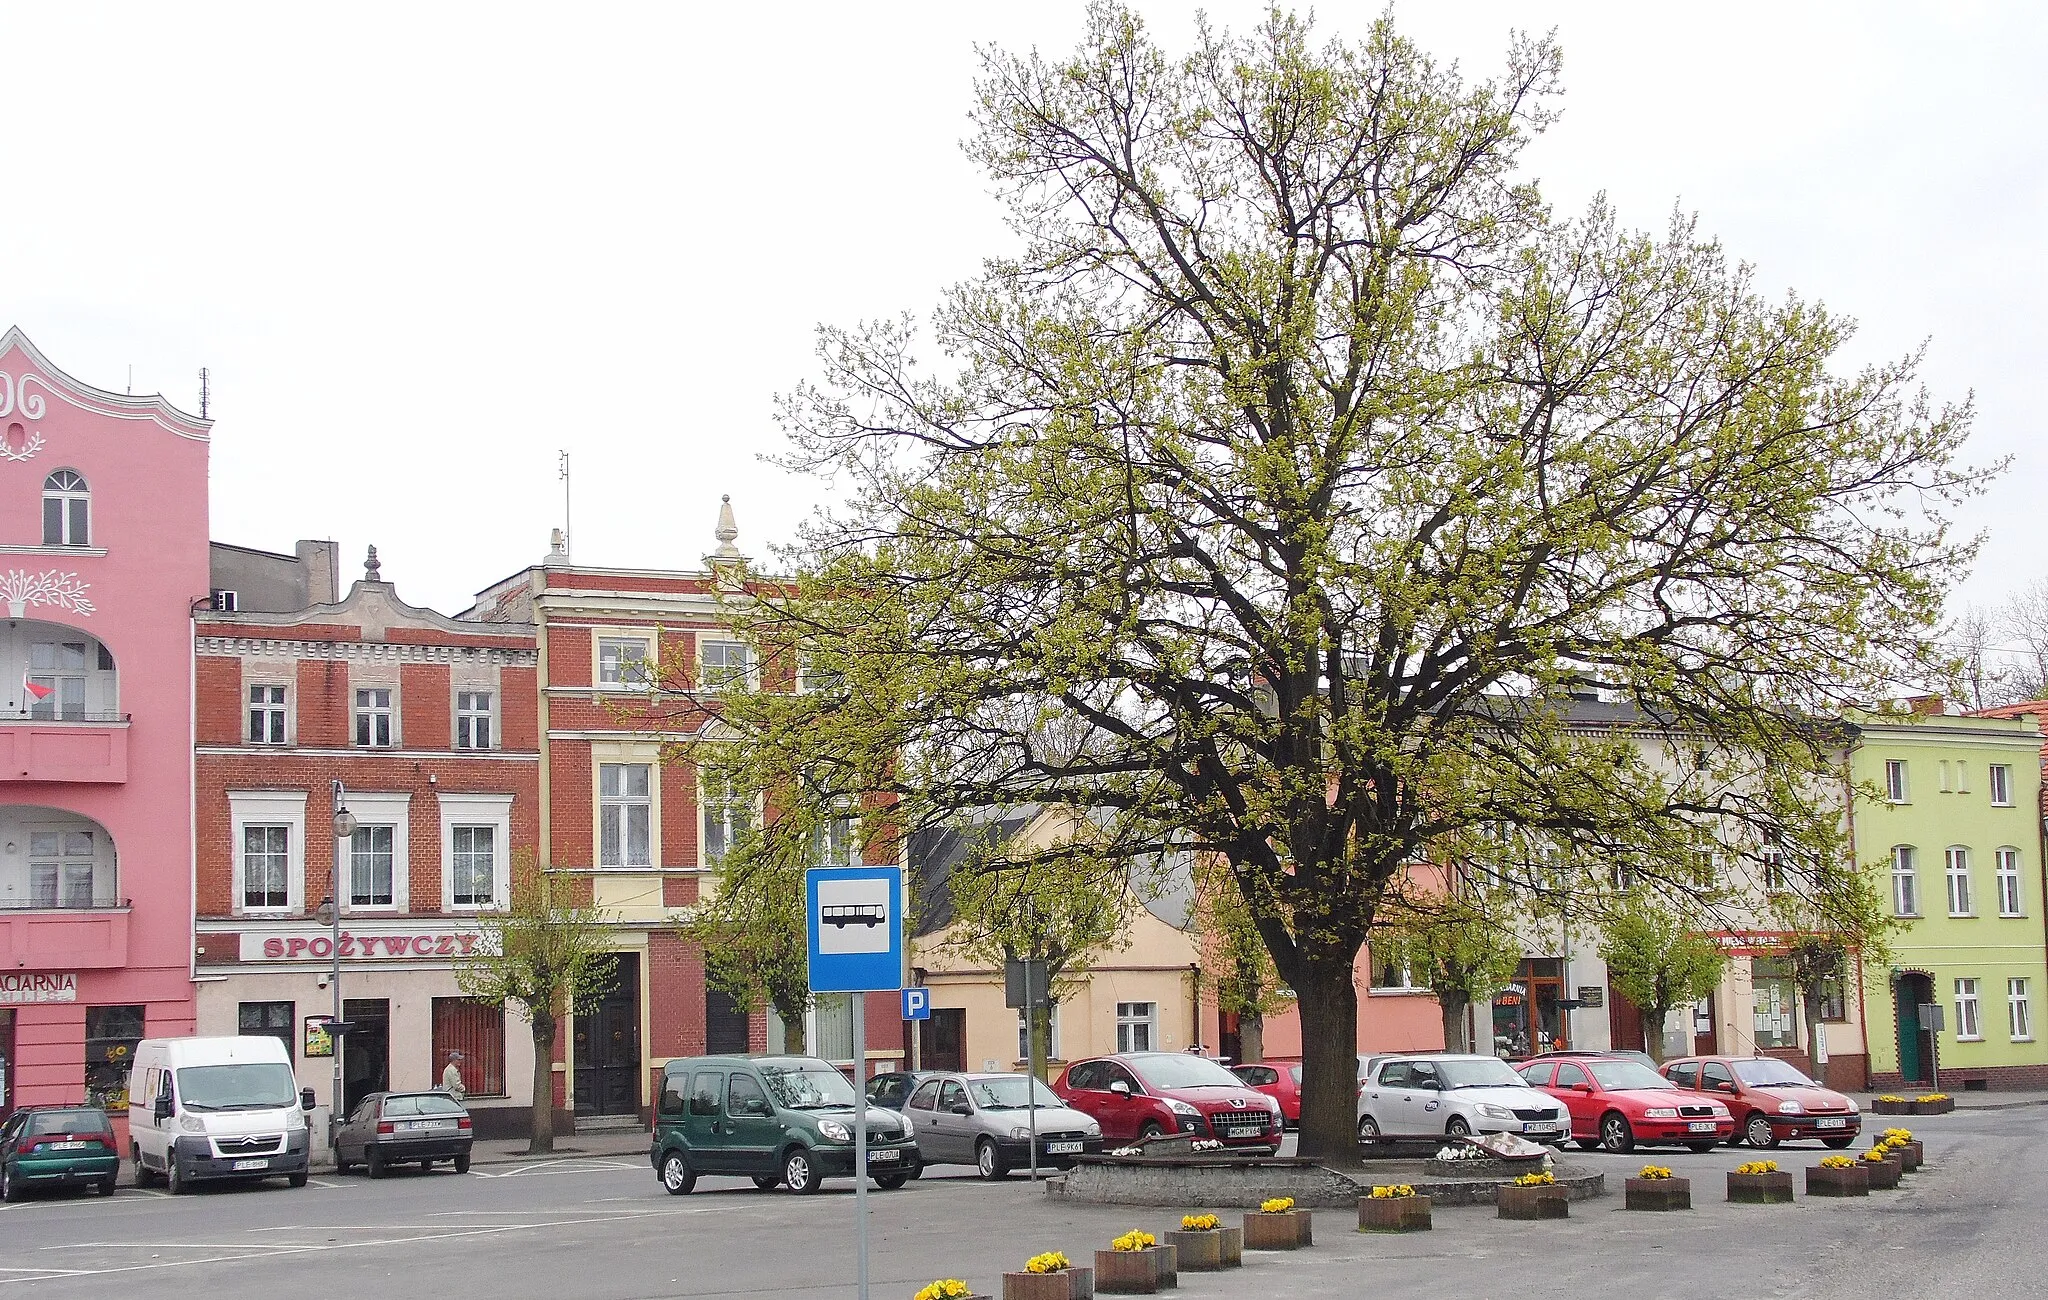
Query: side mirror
xmin=949 ymin=1102 xmax=973 ymax=1116
xmin=1109 ymin=1080 xmax=1132 ymax=1097
xmin=300 ymin=1088 xmax=318 ymax=1112
xmin=153 ymin=1096 xmax=173 ymax=1122
xmin=1569 ymin=1082 xmax=1592 ymax=1092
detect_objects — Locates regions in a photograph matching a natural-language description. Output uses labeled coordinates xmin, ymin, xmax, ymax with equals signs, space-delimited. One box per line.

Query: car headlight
xmin=1644 ymin=1107 xmax=1679 ymax=1119
xmin=179 ymin=1116 xmax=207 ymax=1134
xmin=1082 ymin=1121 xmax=1101 ymax=1137
xmin=819 ymin=1120 xmax=852 ymax=1142
xmin=1166 ymin=1100 xmax=1200 ymax=1117
xmin=897 ymin=1114 xmax=914 ymax=1137
xmin=1777 ymin=1101 xmax=1804 ymax=1115
xmin=1010 ymin=1126 xmax=1036 ymax=1141
xmin=1710 ymin=1106 xmax=1730 ymax=1118
xmin=1476 ymin=1104 xmax=1515 ymax=1120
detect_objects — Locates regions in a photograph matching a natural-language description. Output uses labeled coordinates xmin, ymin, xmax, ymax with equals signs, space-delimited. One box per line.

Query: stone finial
xmin=365 ymin=545 xmax=382 ymax=582
xmin=713 ymin=495 xmax=741 ymax=559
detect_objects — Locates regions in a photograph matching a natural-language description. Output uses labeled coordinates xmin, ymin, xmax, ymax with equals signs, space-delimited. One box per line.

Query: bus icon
xmin=822 ymin=903 xmax=885 ymax=929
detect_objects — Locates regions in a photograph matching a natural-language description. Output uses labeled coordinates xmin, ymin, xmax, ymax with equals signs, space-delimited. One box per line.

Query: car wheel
xmin=659 ymin=1151 xmax=695 ymax=1196
xmin=287 ymin=1171 xmax=309 ymax=1188
xmin=1357 ymin=1114 xmax=1382 ymax=1144
xmin=784 ymin=1149 xmax=823 ymax=1195
xmin=977 ymin=1139 xmax=1008 ymax=1180
xmin=1599 ymin=1112 xmax=1636 ymax=1154
xmin=419 ymin=1160 xmax=434 ymax=1172
xmin=1138 ymin=1121 xmax=1165 ymax=1141
xmin=1575 ymin=1139 xmax=1602 ymax=1152
xmin=1744 ymin=1112 xmax=1779 ymax=1149
xmin=1822 ymin=1136 xmax=1855 ymax=1150
xmin=1687 ymin=1142 xmax=1719 ymax=1153
xmin=335 ymin=1150 xmax=351 ymax=1176
xmin=752 ymin=1175 xmax=781 ymax=1190
xmin=875 ymin=1172 xmax=909 ymax=1190
xmin=454 ymin=1154 xmax=471 ymax=1174
xmin=1 ymin=1161 xmax=18 ymax=1203
xmin=165 ymin=1149 xmax=187 ymax=1195
xmin=367 ymin=1148 xmax=387 ymax=1180
xmin=1445 ymin=1116 xmax=1472 ymax=1138
xmin=97 ymin=1176 xmax=117 ymax=1197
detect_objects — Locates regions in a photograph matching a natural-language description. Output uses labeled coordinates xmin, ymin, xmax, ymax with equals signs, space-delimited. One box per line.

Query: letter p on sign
xmin=901 ymin=987 xmax=931 ymax=1021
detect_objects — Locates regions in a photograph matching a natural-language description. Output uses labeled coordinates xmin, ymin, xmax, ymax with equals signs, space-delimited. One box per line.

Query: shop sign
xmin=239 ymin=930 xmax=481 ymax=962
xmin=0 ymin=972 xmax=77 ymax=1003
xmin=304 ymin=1017 xmax=335 ymax=1058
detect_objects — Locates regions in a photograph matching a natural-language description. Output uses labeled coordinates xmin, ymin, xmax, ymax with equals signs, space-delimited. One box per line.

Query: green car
xmin=1 ymin=1106 xmax=121 ymax=1200
xmin=651 ymin=1055 xmax=923 ymax=1195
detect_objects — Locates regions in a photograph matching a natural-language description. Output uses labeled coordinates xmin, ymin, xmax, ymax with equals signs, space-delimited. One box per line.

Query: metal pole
xmin=331 ymin=779 xmax=347 ymax=1142
xmin=852 ymin=991 xmax=869 ymax=1300
xmin=1027 ymin=968 xmax=1039 ymax=1181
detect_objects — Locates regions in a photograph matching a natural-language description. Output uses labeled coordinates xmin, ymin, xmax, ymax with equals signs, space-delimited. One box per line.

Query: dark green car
xmin=1 ymin=1106 xmax=121 ymax=1200
xmin=650 ymin=1055 xmax=923 ymax=1195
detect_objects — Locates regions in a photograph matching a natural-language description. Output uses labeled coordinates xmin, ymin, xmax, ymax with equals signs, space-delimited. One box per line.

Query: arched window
xmin=42 ymin=470 xmax=89 ymax=547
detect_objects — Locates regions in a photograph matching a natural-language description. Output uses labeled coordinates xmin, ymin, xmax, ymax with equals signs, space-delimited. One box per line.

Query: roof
xmin=908 ymin=812 xmax=1039 ymax=937
xmin=0 ymin=326 xmax=211 ymax=437
xmin=1965 ymin=700 xmax=2048 ymax=816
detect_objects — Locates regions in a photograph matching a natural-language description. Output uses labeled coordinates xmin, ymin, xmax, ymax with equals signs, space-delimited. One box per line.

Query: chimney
xmin=295 ymin=539 xmax=340 ymax=605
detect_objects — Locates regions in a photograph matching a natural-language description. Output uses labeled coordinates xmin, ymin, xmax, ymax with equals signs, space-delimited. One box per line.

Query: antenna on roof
xmin=198 ymin=368 xmax=210 ymax=419
xmin=126 ymin=365 xmax=132 ymax=395
xmin=558 ymin=450 xmax=571 ymax=562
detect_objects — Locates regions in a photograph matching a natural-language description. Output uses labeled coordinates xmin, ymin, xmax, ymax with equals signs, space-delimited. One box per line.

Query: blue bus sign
xmin=805 ymin=865 xmax=904 ymax=994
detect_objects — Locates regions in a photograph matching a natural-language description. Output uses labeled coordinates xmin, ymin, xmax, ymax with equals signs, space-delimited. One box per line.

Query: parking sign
xmin=901 ymin=987 xmax=930 ymax=1021
xmin=806 ymin=865 xmax=904 ymax=993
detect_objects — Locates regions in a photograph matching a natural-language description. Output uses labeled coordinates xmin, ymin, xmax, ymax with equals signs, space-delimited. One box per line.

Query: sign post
xmin=807 ymin=865 xmax=904 ymax=1300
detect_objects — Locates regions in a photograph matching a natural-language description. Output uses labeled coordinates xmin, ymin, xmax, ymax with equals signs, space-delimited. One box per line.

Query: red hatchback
xmin=1230 ymin=1061 xmax=1301 ymax=1127
xmin=1661 ymin=1055 xmax=1862 ymax=1149
xmin=1055 ymin=1053 xmax=1283 ymax=1154
xmin=1517 ymin=1056 xmax=1734 ymax=1152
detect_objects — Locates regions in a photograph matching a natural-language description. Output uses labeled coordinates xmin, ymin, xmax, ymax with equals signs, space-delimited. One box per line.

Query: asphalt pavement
xmin=2 ymin=1105 xmax=2042 ymax=1299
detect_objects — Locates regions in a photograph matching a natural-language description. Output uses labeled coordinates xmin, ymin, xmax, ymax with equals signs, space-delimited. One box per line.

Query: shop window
xmin=1751 ymin=958 xmax=1797 ymax=1049
xmin=239 ymin=1000 xmax=294 ymax=1058
xmin=432 ymin=998 xmax=506 ymax=1097
xmin=84 ymin=1005 xmax=144 ymax=1110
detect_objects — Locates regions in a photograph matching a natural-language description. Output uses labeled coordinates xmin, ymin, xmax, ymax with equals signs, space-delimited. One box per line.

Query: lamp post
xmin=320 ymin=780 xmax=357 ymax=1144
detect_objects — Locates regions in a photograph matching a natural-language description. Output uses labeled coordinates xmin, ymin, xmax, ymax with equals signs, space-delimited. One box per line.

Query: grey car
xmin=904 ymin=1072 xmax=1103 ymax=1179
xmin=335 ymin=1090 xmax=473 ymax=1177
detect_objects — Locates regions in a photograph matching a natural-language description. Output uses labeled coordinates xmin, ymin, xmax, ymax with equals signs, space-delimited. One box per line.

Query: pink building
xmin=0 ymin=329 xmax=207 ymax=1137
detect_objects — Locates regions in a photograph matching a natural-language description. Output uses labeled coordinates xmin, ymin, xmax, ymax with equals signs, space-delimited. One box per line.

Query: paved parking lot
xmin=0 ymin=1106 xmax=2039 ymax=1299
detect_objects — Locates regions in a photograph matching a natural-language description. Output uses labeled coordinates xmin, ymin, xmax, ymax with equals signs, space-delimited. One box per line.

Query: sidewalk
xmin=468 ymin=1132 xmax=651 ymax=1166
xmin=1849 ymin=1089 xmax=2048 ymax=1112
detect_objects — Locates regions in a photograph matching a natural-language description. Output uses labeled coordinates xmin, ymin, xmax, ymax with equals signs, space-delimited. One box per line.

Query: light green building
xmin=1852 ymin=711 xmax=2047 ymax=1090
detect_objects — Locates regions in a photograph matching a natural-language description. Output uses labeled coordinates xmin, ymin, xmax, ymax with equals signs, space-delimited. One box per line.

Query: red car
xmin=1517 ymin=1055 xmax=1734 ymax=1152
xmin=1054 ymin=1053 xmax=1283 ymax=1153
xmin=1230 ymin=1061 xmax=1301 ymax=1128
xmin=1661 ymin=1055 xmax=1862 ymax=1149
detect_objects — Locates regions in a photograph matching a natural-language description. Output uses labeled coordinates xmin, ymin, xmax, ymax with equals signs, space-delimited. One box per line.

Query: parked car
xmin=127 ymin=1035 xmax=314 ymax=1192
xmin=1517 ymin=1048 xmax=1661 ymax=1073
xmin=1054 ymin=1053 xmax=1283 ymax=1154
xmin=0 ymin=1106 xmax=120 ymax=1200
xmin=652 ymin=1055 xmax=922 ymax=1195
xmin=1661 ymin=1055 xmax=1861 ymax=1148
xmin=335 ymin=1091 xmax=474 ymax=1176
xmin=905 ymin=1072 xmax=1103 ymax=1178
xmin=1356 ymin=1053 xmax=1567 ymax=1145
xmin=864 ymin=1071 xmax=933 ymax=1111
xmin=1517 ymin=1056 xmax=1733 ymax=1152
xmin=1230 ymin=1061 xmax=1301 ymax=1127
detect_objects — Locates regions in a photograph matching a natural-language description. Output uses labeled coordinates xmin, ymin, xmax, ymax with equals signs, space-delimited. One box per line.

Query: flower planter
xmin=1241 ymin=1210 xmax=1312 ymax=1250
xmin=1805 ymin=1164 xmax=1870 ymax=1197
xmin=1495 ymin=1183 xmax=1570 ymax=1220
xmin=1871 ymin=1098 xmax=1912 ymax=1116
xmin=1356 ymin=1195 xmax=1432 ymax=1233
xmin=1165 ymin=1228 xmax=1238 ymax=1270
xmin=1861 ymin=1156 xmax=1903 ymax=1190
xmin=1912 ymin=1097 xmax=1955 ymax=1115
xmin=1003 ymin=1269 xmax=1094 ymax=1300
xmin=1623 ymin=1177 xmax=1692 ymax=1211
xmin=1093 ymin=1246 xmax=1174 ymax=1295
xmin=1894 ymin=1140 xmax=1924 ymax=1171
xmin=1725 ymin=1171 xmax=1794 ymax=1204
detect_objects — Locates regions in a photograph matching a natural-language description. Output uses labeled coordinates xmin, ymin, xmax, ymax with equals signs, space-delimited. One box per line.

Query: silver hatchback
xmin=905 ymin=1072 xmax=1103 ymax=1178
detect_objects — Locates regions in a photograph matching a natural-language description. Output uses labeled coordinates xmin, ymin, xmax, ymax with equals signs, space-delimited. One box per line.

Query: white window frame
xmin=1890 ymin=845 xmax=1918 ymax=917
xmin=1945 ymin=846 xmax=1973 ymax=917
xmin=440 ymin=793 xmax=514 ymax=910
xmin=697 ymin=637 xmax=756 ymax=693
xmin=598 ymin=762 xmax=654 ymax=868
xmin=1017 ymin=1003 xmax=1062 ymax=1062
xmin=1996 ymin=847 xmax=2024 ymax=917
xmin=246 ymin=683 xmax=290 ymax=745
xmin=1884 ymin=760 xmax=1909 ymax=804
xmin=341 ymin=792 xmax=410 ymax=913
xmin=26 ymin=638 xmax=90 ymax=721
xmin=1115 ymin=1001 xmax=1157 ymax=1053
xmin=454 ymin=688 xmax=496 ymax=751
xmin=814 ymin=804 xmax=860 ymax=867
xmin=701 ymin=770 xmax=757 ymax=867
xmin=1955 ymin=977 xmax=1981 ymax=1041
xmin=353 ymin=686 xmax=397 ymax=748
xmin=2010 ymin=978 xmax=2033 ymax=1042
xmin=1990 ymin=763 xmax=2013 ymax=807
xmin=596 ymin=636 xmax=653 ymax=690
xmin=42 ymin=469 xmax=90 ymax=547
xmin=25 ymin=823 xmax=107 ymax=908
xmin=228 ymin=791 xmax=306 ymax=917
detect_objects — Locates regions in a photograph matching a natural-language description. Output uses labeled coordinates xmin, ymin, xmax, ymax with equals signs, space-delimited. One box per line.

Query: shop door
xmin=574 ymin=954 xmax=641 ymax=1116
xmin=1608 ymin=985 xmax=1647 ymax=1056
xmin=1895 ymin=973 xmax=1933 ymax=1084
xmin=919 ymin=1008 xmax=965 ymax=1072
xmin=342 ymin=999 xmax=390 ymax=1114
xmin=1691 ymin=997 xmax=1719 ymax=1058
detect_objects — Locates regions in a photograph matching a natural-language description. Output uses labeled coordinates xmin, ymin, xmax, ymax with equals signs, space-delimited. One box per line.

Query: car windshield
xmin=1586 ymin=1061 xmax=1675 ymax=1091
xmin=761 ymin=1064 xmax=860 ymax=1110
xmin=175 ymin=1063 xmax=298 ymax=1111
xmin=1130 ymin=1055 xmax=1242 ymax=1089
xmin=1289 ymin=1066 xmax=1302 ymax=1083
xmin=383 ymin=1094 xmax=466 ymax=1117
xmin=26 ymin=1109 xmax=110 ymax=1136
xmin=1436 ymin=1058 xmax=1530 ymax=1089
xmin=1733 ymin=1059 xmax=1816 ymax=1088
xmin=968 ymin=1076 xmax=1062 ymax=1109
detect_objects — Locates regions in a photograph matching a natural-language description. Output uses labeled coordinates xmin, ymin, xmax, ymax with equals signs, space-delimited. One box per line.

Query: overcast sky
xmin=3 ymin=2 xmax=2040 ymax=626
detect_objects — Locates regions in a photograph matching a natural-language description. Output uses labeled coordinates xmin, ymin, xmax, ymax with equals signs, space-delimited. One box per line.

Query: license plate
xmin=1226 ymin=1126 xmax=1262 ymax=1139
xmin=1523 ymin=1122 xmax=1561 ymax=1133
xmin=866 ymin=1148 xmax=901 ymax=1162
xmin=1688 ymin=1122 xmax=1718 ymax=1133
xmin=232 ymin=1158 xmax=269 ymax=1171
xmin=1816 ymin=1117 xmax=1847 ymax=1129
xmin=1047 ymin=1141 xmax=1083 ymax=1154
xmin=50 ymin=1140 xmax=93 ymax=1150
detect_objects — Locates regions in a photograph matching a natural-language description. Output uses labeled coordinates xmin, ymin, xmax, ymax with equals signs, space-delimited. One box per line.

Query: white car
xmin=1356 ymin=1053 xmax=1568 ymax=1146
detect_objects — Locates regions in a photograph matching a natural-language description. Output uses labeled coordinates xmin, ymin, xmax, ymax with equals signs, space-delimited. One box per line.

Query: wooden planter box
xmin=1623 ymin=1177 xmax=1691 ymax=1211
xmin=1726 ymin=1171 xmax=1795 ymax=1204
xmin=1003 ymin=1269 xmax=1094 ymax=1300
xmin=1912 ymin=1097 xmax=1956 ymax=1115
xmin=1805 ymin=1164 xmax=1870 ymax=1197
xmin=1357 ymin=1195 xmax=1432 ymax=1232
xmin=1871 ymin=1098 xmax=1912 ymax=1116
xmin=1893 ymin=1139 xmax=1924 ymax=1171
xmin=1163 ymin=1230 xmax=1237 ymax=1271
xmin=1495 ymin=1184 xmax=1570 ymax=1220
xmin=1241 ymin=1210 xmax=1312 ymax=1250
xmin=1861 ymin=1156 xmax=1903 ymax=1190
xmin=1093 ymin=1246 xmax=1174 ymax=1295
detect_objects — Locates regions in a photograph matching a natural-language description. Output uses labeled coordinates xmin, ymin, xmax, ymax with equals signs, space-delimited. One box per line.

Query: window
xmin=1750 ymin=957 xmax=1797 ymax=1050
xmin=29 ymin=829 xmax=96 ymax=908
xmin=432 ymin=997 xmax=506 ymax=1096
xmin=455 ymin=691 xmax=493 ymax=750
xmin=450 ymin=826 xmax=496 ymax=907
xmin=1668 ymin=1062 xmax=1700 ymax=1089
xmin=707 ymin=987 xmax=750 ymax=1055
xmin=699 ymin=639 xmax=752 ymax=692
xmin=84 ymin=1005 xmax=143 ymax=1110
xmin=938 ymin=1079 xmax=967 ymax=1112
xmin=247 ymin=685 xmax=288 ymax=744
xmin=1884 ymin=760 xmax=1909 ymax=803
xmin=1990 ymin=764 xmax=2013 ymax=807
xmin=1699 ymin=1061 xmax=1735 ymax=1094
xmin=238 ymin=1001 xmax=294 ymax=1058
xmin=2010 ymin=979 xmax=2034 ymax=1042
xmin=1891 ymin=846 xmax=1919 ymax=916
xmin=241 ymin=825 xmax=291 ymax=910
xmin=702 ymin=772 xmax=753 ymax=864
xmin=689 ymin=1071 xmax=722 ymax=1116
xmin=797 ymin=655 xmax=842 ymax=695
xmin=814 ymin=807 xmax=858 ymax=867
xmin=1115 ymin=1001 xmax=1156 ymax=1053
xmin=1819 ymin=978 xmax=1848 ymax=1022
xmin=210 ymin=589 xmax=239 ymax=612
xmin=908 ymin=1078 xmax=943 ymax=1111
xmin=1017 ymin=1004 xmax=1061 ymax=1061
xmin=812 ymin=994 xmax=854 ymax=1061
xmin=1945 ymin=847 xmax=1973 ymax=917
xmin=27 ymin=640 xmax=88 ymax=720
xmin=354 ymin=688 xmax=394 ymax=747
xmin=1369 ymin=954 xmax=1415 ymax=991
xmin=1553 ymin=1063 xmax=1590 ymax=1088
xmin=598 ymin=763 xmax=652 ymax=867
xmin=1761 ymin=844 xmax=1789 ymax=894
xmin=1609 ymin=863 xmax=1636 ymax=893
xmin=42 ymin=469 xmax=89 ymax=547
xmin=349 ymin=825 xmax=395 ymax=907
xmin=1955 ymin=978 xmax=1981 ymax=1040
xmin=597 ymin=637 xmax=652 ymax=688
xmin=1997 ymin=848 xmax=2024 ymax=917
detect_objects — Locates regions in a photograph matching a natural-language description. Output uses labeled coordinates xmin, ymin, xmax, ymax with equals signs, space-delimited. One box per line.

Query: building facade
xmin=0 ymin=329 xmax=207 ymax=1137
xmin=192 ymin=548 xmax=543 ymax=1136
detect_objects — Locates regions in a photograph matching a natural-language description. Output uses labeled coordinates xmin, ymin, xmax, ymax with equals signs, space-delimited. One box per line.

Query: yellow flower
xmin=1875 ymin=1094 xmax=1906 ymax=1103
xmin=914 ymin=1282 xmax=973 ymax=1300
xmin=1180 ymin=1214 xmax=1219 ymax=1231
xmin=1259 ymin=1197 xmax=1296 ymax=1214
xmin=1881 ymin=1127 xmax=1914 ymax=1142
xmin=1111 ymin=1231 xmax=1156 ymax=1253
xmin=1819 ymin=1155 xmax=1856 ymax=1169
xmin=1024 ymin=1253 xmax=1071 ymax=1275
xmin=1861 ymin=1149 xmax=1890 ymax=1163
xmin=1735 ymin=1160 xmax=1780 ymax=1175
xmin=1916 ymin=1093 xmax=1949 ymax=1103
xmin=1636 ymin=1166 xmax=1672 ymax=1180
xmin=1370 ymin=1184 xmax=1415 ymax=1198
xmin=1511 ymin=1171 xmax=1556 ymax=1187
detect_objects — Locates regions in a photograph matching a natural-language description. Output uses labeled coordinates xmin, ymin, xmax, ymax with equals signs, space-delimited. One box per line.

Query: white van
xmin=127 ymin=1037 xmax=313 ymax=1192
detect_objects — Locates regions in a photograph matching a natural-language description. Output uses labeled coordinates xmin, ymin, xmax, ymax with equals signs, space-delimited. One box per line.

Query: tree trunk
xmin=1239 ymin=1010 xmax=1265 ymax=1065
xmin=774 ymin=993 xmax=808 ymax=1055
xmin=1030 ymin=1004 xmax=1053 ymax=1080
xmin=1641 ymin=1003 xmax=1670 ymax=1064
xmin=1294 ymin=966 xmax=1361 ymax=1165
xmin=528 ymin=1009 xmax=557 ymax=1155
xmin=1438 ymin=993 xmax=1470 ymax=1054
xmin=1800 ymin=987 xmax=1828 ymax=1083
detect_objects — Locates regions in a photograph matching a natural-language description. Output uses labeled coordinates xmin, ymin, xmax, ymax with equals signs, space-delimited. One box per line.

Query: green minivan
xmin=650 ymin=1055 xmax=922 ymax=1195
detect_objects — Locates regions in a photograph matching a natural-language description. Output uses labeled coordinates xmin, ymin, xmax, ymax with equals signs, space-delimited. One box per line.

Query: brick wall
xmin=662 ymin=760 xmax=698 ymax=866
xmin=648 ymin=931 xmax=706 ymax=1059
xmin=501 ymin=666 xmax=538 ymax=749
xmin=196 ymin=655 xmax=243 ymax=745
xmin=549 ymin=740 xmax=592 ymax=866
xmin=400 ymin=662 xmax=450 ymax=749
xmin=298 ymin=659 xmax=351 ymax=747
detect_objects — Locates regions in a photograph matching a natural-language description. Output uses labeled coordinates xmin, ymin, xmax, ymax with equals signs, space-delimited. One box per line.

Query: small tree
xmin=682 ymin=824 xmax=813 ymax=1056
xmin=1376 ymin=881 xmax=1523 ymax=1054
xmin=455 ymin=853 xmax=615 ymax=1153
xmin=1600 ymin=901 xmax=1728 ymax=1062
xmin=1191 ymin=857 xmax=1291 ymax=1062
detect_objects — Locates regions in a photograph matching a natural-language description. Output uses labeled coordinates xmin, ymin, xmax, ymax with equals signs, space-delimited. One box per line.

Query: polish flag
xmin=22 ymin=672 xmax=52 ymax=701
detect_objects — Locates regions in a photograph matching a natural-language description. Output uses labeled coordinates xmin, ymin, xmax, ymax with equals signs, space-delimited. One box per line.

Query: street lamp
xmin=323 ymin=780 xmax=357 ymax=1142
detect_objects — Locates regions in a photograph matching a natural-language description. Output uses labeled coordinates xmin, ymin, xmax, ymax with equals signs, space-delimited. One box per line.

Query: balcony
xmin=0 ymin=900 xmax=131 ymax=969
xmin=0 ymin=714 xmax=129 ymax=783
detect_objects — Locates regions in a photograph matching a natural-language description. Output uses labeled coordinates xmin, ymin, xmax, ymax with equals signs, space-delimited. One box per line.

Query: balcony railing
xmin=0 ymin=902 xmax=131 ymax=968
xmin=0 ymin=715 xmax=130 ymax=782
xmin=0 ymin=896 xmax=128 ymax=911
xmin=6 ymin=711 xmax=130 ymax=724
